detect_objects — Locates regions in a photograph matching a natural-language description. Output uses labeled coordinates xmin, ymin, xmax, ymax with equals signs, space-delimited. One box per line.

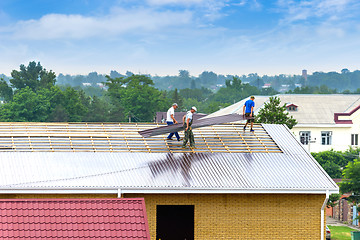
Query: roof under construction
xmin=0 ymin=124 xmax=338 ymax=194
xmin=0 ymin=122 xmax=281 ymax=153
xmin=0 ymin=122 xmax=339 ymax=194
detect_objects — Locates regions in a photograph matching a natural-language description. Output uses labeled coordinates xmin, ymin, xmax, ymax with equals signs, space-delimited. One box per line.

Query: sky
xmin=0 ymin=0 xmax=360 ymax=77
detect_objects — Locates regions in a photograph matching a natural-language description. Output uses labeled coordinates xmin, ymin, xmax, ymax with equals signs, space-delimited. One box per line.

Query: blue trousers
xmin=167 ymin=121 xmax=180 ymax=140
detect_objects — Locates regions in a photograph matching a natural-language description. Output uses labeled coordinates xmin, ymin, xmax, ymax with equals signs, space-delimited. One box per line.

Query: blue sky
xmin=0 ymin=0 xmax=359 ymax=77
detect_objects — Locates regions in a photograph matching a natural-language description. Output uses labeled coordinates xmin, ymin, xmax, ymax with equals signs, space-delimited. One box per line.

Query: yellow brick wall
xmin=0 ymin=193 xmax=326 ymax=239
xmin=125 ymin=193 xmax=326 ymax=240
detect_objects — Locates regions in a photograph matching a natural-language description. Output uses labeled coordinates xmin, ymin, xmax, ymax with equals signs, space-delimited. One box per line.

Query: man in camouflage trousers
xmin=182 ymin=106 xmax=197 ymax=148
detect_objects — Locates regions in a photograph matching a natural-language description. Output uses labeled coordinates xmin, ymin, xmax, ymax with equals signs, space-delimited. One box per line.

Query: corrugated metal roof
xmin=0 ymin=198 xmax=150 ymax=239
xmin=208 ymin=94 xmax=360 ymax=124
xmin=0 ymin=123 xmax=338 ymax=193
xmin=0 ymin=152 xmax=337 ymax=192
xmin=0 ymin=122 xmax=281 ymax=153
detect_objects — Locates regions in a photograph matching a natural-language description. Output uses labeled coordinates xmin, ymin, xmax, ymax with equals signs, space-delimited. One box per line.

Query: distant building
xmin=280 ymin=84 xmax=290 ymax=92
xmin=96 ymin=82 xmax=105 ymax=88
xmin=262 ymin=83 xmax=271 ymax=89
xmin=209 ymin=94 xmax=360 ymax=152
xmin=302 ymin=69 xmax=308 ymax=85
xmin=82 ymin=82 xmax=91 ymax=87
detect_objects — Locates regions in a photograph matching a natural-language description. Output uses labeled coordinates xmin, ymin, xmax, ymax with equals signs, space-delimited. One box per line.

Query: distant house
xmin=286 ymin=103 xmax=298 ymax=111
xmin=82 ymin=82 xmax=92 ymax=87
xmin=209 ymin=94 xmax=360 ymax=152
xmin=96 ymin=82 xmax=105 ymax=88
xmin=262 ymin=83 xmax=271 ymax=89
xmin=0 ymin=122 xmax=338 ymax=239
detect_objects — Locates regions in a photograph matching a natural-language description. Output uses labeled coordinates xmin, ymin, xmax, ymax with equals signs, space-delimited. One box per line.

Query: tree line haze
xmin=0 ymin=61 xmax=359 ymax=123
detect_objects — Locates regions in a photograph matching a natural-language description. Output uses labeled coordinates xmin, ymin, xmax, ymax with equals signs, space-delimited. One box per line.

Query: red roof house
xmin=0 ymin=198 xmax=150 ymax=239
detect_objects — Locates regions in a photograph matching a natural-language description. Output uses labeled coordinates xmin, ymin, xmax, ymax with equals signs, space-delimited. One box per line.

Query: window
xmin=351 ymin=134 xmax=358 ymax=146
xmin=286 ymin=104 xmax=298 ymax=111
xmin=289 ymin=106 xmax=296 ymax=111
xmin=299 ymin=131 xmax=311 ymax=145
xmin=321 ymin=131 xmax=332 ymax=145
xmin=156 ymin=205 xmax=194 ymax=240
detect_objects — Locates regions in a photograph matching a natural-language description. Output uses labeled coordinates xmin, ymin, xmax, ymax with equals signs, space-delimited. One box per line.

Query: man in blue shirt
xmin=243 ymin=96 xmax=255 ymax=132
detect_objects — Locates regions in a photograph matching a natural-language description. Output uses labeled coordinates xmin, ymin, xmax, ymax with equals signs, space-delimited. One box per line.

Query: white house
xmin=209 ymin=94 xmax=360 ymax=152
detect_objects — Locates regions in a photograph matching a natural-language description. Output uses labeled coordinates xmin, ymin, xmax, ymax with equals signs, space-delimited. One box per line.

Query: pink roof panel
xmin=0 ymin=198 xmax=150 ymax=239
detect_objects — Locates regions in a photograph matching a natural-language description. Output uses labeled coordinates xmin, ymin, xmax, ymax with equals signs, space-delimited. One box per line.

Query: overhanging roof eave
xmin=0 ymin=187 xmax=339 ymax=195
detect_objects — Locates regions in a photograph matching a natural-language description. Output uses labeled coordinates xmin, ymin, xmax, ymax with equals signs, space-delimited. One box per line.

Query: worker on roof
xmin=166 ymin=103 xmax=181 ymax=141
xmin=182 ymin=106 xmax=197 ymax=149
xmin=243 ymin=96 xmax=255 ymax=132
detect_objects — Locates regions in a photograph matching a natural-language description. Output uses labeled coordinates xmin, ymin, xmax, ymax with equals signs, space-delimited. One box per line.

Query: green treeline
xmin=313 ymin=148 xmax=360 ymax=209
xmin=312 ymin=148 xmax=360 ymax=178
xmin=45 ymin=68 xmax=360 ymax=93
xmin=0 ymin=62 xmax=277 ymax=122
xmin=1 ymin=62 xmax=360 ymax=122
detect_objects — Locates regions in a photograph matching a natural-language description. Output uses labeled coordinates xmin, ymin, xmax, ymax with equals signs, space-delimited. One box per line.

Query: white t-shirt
xmin=166 ymin=107 xmax=175 ymax=122
xmin=185 ymin=111 xmax=193 ymax=122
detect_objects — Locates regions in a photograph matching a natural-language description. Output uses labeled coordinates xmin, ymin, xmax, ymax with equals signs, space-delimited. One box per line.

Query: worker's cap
xmin=191 ymin=106 xmax=197 ymax=111
xmin=250 ymin=96 xmax=255 ymax=99
xmin=172 ymin=103 xmax=178 ymax=106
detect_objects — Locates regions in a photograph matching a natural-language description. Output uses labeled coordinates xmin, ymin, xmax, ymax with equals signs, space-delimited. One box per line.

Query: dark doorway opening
xmin=156 ymin=205 xmax=194 ymax=240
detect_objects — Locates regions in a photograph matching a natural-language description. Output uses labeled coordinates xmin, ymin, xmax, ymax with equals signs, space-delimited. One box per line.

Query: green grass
xmin=328 ymin=225 xmax=359 ymax=240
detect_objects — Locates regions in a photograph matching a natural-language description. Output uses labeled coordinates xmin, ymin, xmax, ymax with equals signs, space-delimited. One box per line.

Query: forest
xmin=0 ymin=61 xmax=360 ymax=123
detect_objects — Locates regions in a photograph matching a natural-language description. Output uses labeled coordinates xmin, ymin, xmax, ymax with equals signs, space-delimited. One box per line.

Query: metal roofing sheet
xmin=0 ymin=198 xmax=150 ymax=239
xmin=0 ymin=151 xmax=337 ymax=192
xmin=139 ymin=113 xmax=249 ymax=137
xmin=209 ymin=94 xmax=360 ymax=124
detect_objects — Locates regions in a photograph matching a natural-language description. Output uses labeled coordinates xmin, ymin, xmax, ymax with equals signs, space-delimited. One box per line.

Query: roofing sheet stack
xmin=0 ymin=122 xmax=281 ymax=153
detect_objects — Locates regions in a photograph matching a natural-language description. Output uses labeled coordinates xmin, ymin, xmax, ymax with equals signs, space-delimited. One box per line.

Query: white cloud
xmin=145 ymin=0 xmax=230 ymax=20
xmin=3 ymin=7 xmax=193 ymax=40
xmin=276 ymin=0 xmax=359 ymax=24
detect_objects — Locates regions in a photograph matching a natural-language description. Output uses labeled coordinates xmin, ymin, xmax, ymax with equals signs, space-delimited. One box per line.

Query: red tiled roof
xmin=0 ymin=198 xmax=150 ymax=239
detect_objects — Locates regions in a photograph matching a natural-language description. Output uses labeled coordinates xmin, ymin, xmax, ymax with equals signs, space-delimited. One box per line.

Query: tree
xmin=0 ymin=87 xmax=51 ymax=122
xmin=171 ymin=88 xmax=183 ymax=110
xmin=327 ymin=193 xmax=341 ymax=208
xmin=0 ymin=78 xmax=13 ymax=102
xmin=178 ymin=70 xmax=192 ymax=89
xmin=190 ymin=79 xmax=196 ymax=89
xmin=105 ymin=75 xmax=168 ymax=122
xmin=199 ymin=71 xmax=217 ymax=86
xmin=311 ymin=151 xmax=345 ymax=178
xmin=340 ymin=159 xmax=360 ymax=199
xmin=212 ymin=77 xmax=260 ymax=104
xmin=86 ymin=96 xmax=111 ymax=122
xmin=48 ymin=105 xmax=69 ymax=122
xmin=339 ymin=159 xmax=360 ymax=221
xmin=62 ymin=87 xmax=88 ymax=122
xmin=10 ymin=61 xmax=56 ymax=91
xmin=255 ymin=96 xmax=297 ymax=129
